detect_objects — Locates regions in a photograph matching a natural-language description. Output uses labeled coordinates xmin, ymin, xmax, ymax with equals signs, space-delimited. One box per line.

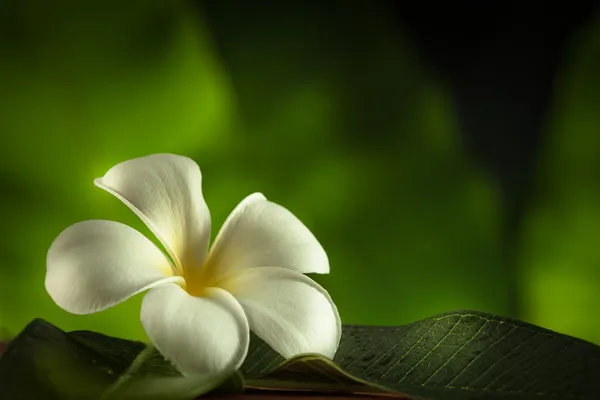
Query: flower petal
xmin=94 ymin=154 xmax=211 ymax=274
xmin=219 ymin=267 xmax=341 ymax=359
xmin=141 ymin=283 xmax=249 ymax=375
xmin=46 ymin=220 xmax=182 ymax=315
xmin=203 ymin=193 xmax=328 ymax=285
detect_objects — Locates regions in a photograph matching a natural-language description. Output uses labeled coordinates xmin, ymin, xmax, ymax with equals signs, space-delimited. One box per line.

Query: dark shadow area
xmin=388 ymin=1 xmax=599 ymax=315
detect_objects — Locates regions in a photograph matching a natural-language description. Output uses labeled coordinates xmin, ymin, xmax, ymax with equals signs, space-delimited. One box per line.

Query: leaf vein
xmin=379 ymin=319 xmax=440 ymax=379
xmin=359 ymin=326 xmax=413 ymax=375
xmin=479 ymin=331 xmax=546 ymax=390
xmin=403 ymin=316 xmax=465 ymax=384
xmin=444 ymin=323 xmax=515 ymax=387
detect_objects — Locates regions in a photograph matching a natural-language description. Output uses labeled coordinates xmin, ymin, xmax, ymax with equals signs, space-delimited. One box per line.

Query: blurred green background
xmin=1 ymin=0 xmax=600 ymax=345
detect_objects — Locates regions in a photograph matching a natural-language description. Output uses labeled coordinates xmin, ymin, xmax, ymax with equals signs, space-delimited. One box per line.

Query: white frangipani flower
xmin=46 ymin=154 xmax=341 ymax=377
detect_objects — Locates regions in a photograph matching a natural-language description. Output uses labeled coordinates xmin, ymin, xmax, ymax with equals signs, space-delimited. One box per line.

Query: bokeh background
xmin=1 ymin=0 xmax=600 ymax=345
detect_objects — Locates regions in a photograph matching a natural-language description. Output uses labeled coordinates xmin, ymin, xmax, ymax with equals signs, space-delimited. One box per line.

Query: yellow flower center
xmin=178 ymin=259 xmax=220 ymax=297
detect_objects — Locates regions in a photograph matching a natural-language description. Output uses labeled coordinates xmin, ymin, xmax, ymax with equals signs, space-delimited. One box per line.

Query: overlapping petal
xmin=94 ymin=154 xmax=211 ymax=274
xmin=46 ymin=220 xmax=182 ymax=315
xmin=202 ymin=193 xmax=329 ymax=286
xmin=218 ymin=267 xmax=341 ymax=359
xmin=141 ymin=284 xmax=249 ymax=375
xmin=47 ymin=153 xmax=341 ymax=379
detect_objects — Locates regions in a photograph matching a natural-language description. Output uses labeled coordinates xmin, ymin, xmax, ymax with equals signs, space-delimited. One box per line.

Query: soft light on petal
xmin=219 ymin=267 xmax=341 ymax=359
xmin=203 ymin=193 xmax=329 ymax=285
xmin=46 ymin=220 xmax=181 ymax=315
xmin=141 ymin=283 xmax=249 ymax=375
xmin=94 ymin=154 xmax=211 ymax=275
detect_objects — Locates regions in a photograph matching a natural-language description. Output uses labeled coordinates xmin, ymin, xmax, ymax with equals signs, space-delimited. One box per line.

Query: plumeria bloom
xmin=46 ymin=154 xmax=341 ymax=378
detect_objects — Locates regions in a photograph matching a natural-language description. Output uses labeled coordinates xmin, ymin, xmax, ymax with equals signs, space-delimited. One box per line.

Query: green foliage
xmin=518 ymin=11 xmax=600 ymax=344
xmin=244 ymin=311 xmax=600 ymax=399
xmin=2 ymin=313 xmax=598 ymax=399
xmin=1 ymin=0 xmax=599 ymax=347
xmin=0 ymin=0 xmax=506 ymax=345
xmin=0 ymin=0 xmax=237 ymax=340
xmin=0 ymin=319 xmax=242 ymax=399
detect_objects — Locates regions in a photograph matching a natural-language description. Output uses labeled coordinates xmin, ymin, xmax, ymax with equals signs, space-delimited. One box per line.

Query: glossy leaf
xmin=244 ymin=310 xmax=600 ymax=399
xmin=0 ymin=319 xmax=242 ymax=400
xmin=1 ymin=310 xmax=599 ymax=399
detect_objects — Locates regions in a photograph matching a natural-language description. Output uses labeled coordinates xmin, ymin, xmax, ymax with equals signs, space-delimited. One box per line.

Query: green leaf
xmin=245 ymin=353 xmax=392 ymax=395
xmin=1 ymin=310 xmax=599 ymax=399
xmin=240 ymin=310 xmax=600 ymax=399
xmin=98 ymin=343 xmax=241 ymax=400
xmin=0 ymin=319 xmax=242 ymax=400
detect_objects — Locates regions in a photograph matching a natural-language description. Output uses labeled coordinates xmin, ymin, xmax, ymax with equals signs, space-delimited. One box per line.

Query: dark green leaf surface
xmin=242 ymin=310 xmax=600 ymax=399
xmin=0 ymin=319 xmax=241 ymax=399
xmin=0 ymin=318 xmax=126 ymax=399
xmin=1 ymin=310 xmax=599 ymax=399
